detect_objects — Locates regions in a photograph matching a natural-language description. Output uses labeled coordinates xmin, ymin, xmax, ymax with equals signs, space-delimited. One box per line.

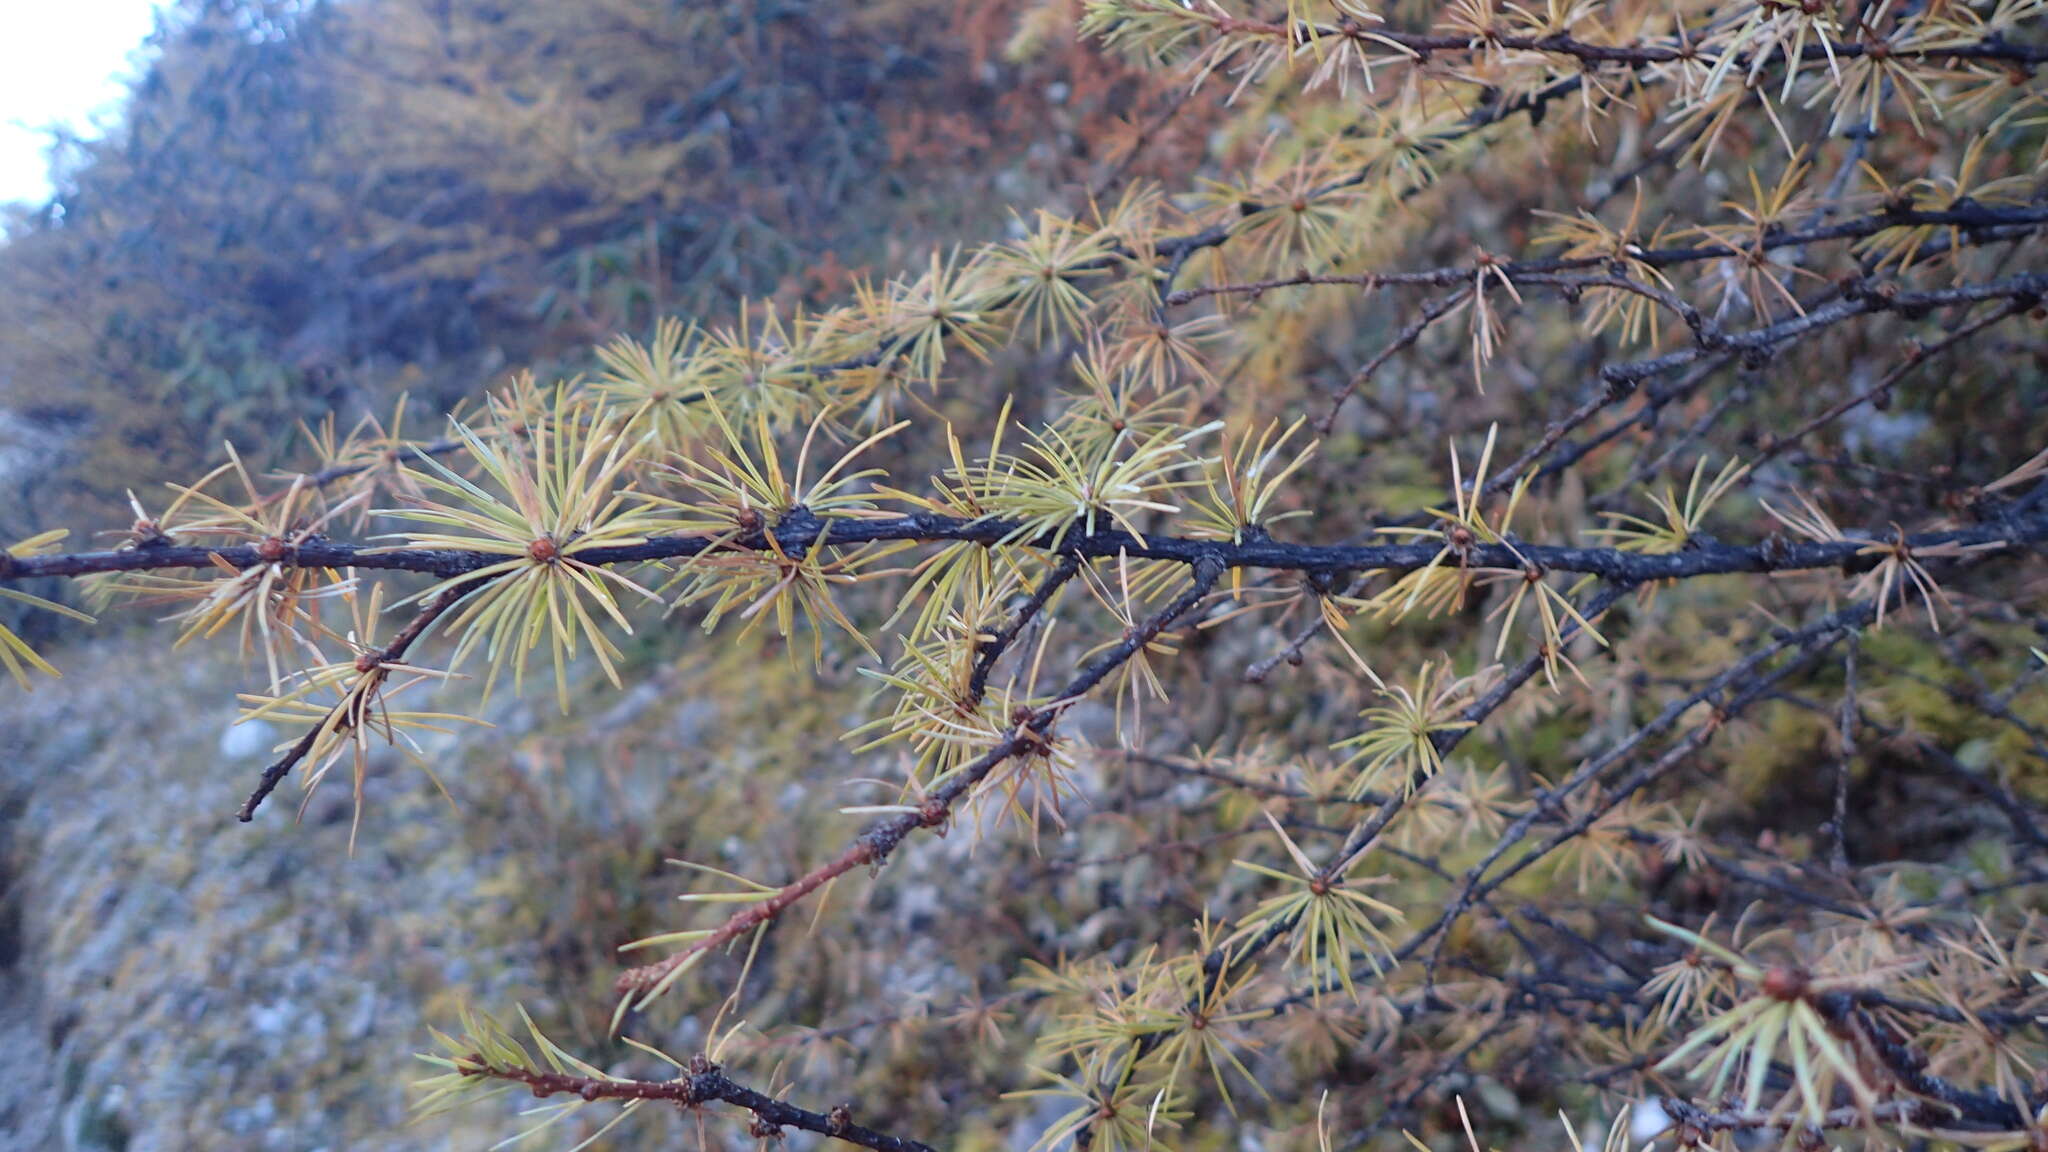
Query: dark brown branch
xmin=17 ymin=493 xmax=2048 ymax=591
xmin=1753 ymin=298 xmax=2036 ymax=467
xmin=1408 ymin=602 xmax=1870 ymax=965
xmin=1822 ymin=995 xmax=2030 ymax=1131
xmin=614 ymin=558 xmax=1225 ymax=1001
xmin=1317 ymin=286 xmax=1472 ymax=435
xmin=1659 ymin=1096 xmax=1937 ymax=1136
xmin=1210 ymin=583 xmax=1625 ymax=987
xmin=1210 ymin=16 xmax=2048 ymax=67
xmin=968 ymin=554 xmax=1080 ymax=701
xmin=235 ymin=575 xmax=487 ymax=822
xmin=1167 ymin=206 xmax=2048 ymax=307
xmin=470 ymin=1058 xmax=937 ymax=1152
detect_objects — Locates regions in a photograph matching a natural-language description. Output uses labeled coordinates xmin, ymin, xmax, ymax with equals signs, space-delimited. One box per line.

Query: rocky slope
xmin=0 ymin=639 xmax=572 ymax=1151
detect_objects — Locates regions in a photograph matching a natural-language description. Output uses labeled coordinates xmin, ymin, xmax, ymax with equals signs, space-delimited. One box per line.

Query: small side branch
xmin=470 ymin=1059 xmax=938 ymax=1152
xmin=614 ymin=558 xmax=1225 ymax=1003
xmin=235 ymin=575 xmax=487 ymax=822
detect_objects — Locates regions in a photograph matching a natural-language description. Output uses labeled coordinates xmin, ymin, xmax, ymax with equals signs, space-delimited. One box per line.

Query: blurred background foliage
xmin=0 ymin=0 xmax=1205 ymax=536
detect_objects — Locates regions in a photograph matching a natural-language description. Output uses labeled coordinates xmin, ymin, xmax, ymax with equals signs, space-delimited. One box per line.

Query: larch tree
xmin=6 ymin=0 xmax=2048 ymax=1149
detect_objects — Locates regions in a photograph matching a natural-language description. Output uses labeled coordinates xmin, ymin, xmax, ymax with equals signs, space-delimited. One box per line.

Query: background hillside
xmin=0 ymin=0 xmax=1205 ymax=535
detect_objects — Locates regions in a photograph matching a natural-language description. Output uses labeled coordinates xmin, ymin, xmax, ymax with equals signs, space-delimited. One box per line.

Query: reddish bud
xmin=1761 ymin=965 xmax=1808 ymax=1001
